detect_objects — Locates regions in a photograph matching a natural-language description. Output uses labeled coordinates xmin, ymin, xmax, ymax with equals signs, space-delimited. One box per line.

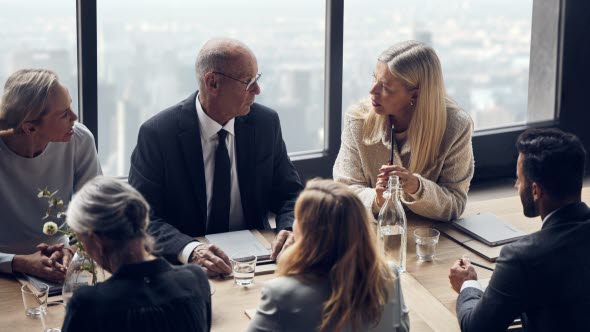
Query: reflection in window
xmin=97 ymin=0 xmax=325 ymax=175
xmin=343 ymin=0 xmax=537 ymax=131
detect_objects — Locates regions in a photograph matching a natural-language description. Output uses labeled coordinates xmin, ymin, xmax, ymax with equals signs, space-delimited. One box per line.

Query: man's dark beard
xmin=521 ymin=181 xmax=538 ymax=218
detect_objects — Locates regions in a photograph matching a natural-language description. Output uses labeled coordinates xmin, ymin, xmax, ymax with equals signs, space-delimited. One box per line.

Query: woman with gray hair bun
xmin=61 ymin=176 xmax=211 ymax=332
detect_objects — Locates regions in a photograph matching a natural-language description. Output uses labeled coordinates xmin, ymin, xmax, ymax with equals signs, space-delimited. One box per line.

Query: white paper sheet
xmin=205 ymin=230 xmax=270 ymax=259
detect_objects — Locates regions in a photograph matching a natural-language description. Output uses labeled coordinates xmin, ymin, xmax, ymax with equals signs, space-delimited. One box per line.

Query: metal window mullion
xmin=76 ymin=0 xmax=98 ymax=149
xmin=324 ymin=0 xmax=343 ymax=169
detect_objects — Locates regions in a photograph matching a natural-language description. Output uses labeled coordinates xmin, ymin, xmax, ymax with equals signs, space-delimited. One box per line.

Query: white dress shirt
xmin=178 ymin=94 xmax=246 ymax=263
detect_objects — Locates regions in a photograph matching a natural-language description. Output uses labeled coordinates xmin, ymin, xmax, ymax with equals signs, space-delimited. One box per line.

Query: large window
xmin=3 ymin=1 xmax=575 ymax=181
xmin=96 ymin=0 xmax=325 ymax=176
xmin=342 ymin=0 xmax=541 ymax=131
xmin=0 ymin=1 xmax=78 ymax=111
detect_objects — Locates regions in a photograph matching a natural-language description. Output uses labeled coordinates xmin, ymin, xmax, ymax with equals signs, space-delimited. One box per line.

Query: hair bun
xmin=124 ymin=199 xmax=146 ymax=232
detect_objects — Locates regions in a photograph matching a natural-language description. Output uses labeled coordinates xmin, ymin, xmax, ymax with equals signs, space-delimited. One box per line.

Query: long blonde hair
xmin=0 ymin=68 xmax=59 ymax=135
xmin=277 ymin=179 xmax=394 ymax=332
xmin=351 ymin=40 xmax=457 ymax=174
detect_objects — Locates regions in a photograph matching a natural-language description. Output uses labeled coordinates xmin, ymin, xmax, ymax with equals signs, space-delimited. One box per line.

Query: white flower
xmin=43 ymin=221 xmax=59 ymax=236
xmin=38 ymin=188 xmax=52 ymax=198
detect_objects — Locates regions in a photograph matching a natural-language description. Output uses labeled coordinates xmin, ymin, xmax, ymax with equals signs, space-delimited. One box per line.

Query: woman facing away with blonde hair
xmin=334 ymin=40 xmax=474 ymax=221
xmin=0 ymin=69 xmax=101 ymax=281
xmin=247 ymin=179 xmax=409 ymax=332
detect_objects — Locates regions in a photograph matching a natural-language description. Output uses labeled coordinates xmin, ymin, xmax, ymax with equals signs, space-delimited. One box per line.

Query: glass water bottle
xmin=377 ymin=175 xmax=407 ymax=273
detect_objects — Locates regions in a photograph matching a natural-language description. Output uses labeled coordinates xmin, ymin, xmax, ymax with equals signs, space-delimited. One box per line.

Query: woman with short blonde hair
xmin=0 ymin=68 xmax=59 ymax=134
xmin=334 ymin=40 xmax=474 ymax=221
xmin=0 ymin=68 xmax=101 ymax=282
xmin=247 ymin=179 xmax=409 ymax=332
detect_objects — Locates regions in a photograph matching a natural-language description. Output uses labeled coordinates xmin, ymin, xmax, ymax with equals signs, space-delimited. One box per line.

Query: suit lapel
xmin=177 ymin=93 xmax=208 ymax=229
xmin=235 ymin=115 xmax=256 ymax=227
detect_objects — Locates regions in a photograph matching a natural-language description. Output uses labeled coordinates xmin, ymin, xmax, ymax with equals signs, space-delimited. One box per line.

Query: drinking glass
xmin=40 ymin=302 xmax=65 ymax=332
xmin=230 ymin=253 xmax=256 ymax=286
xmin=21 ymin=283 xmax=48 ymax=317
xmin=414 ymin=228 xmax=440 ymax=261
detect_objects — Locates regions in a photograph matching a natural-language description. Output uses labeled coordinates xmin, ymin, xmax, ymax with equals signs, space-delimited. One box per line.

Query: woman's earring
xmin=410 ymin=100 xmax=415 ymax=107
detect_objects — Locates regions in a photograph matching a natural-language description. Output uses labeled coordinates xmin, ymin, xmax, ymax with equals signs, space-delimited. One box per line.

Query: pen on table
xmin=461 ymin=256 xmax=494 ymax=271
xmin=390 ymin=123 xmax=395 ymax=165
xmin=470 ymin=261 xmax=494 ymax=272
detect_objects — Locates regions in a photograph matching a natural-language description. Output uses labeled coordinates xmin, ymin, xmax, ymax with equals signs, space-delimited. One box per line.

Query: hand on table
xmin=377 ymin=165 xmax=420 ymax=201
xmin=270 ymin=230 xmax=295 ymax=261
xmin=12 ymin=250 xmax=67 ymax=282
xmin=36 ymin=243 xmax=74 ymax=272
xmin=189 ymin=244 xmax=232 ymax=277
xmin=449 ymin=255 xmax=478 ymax=293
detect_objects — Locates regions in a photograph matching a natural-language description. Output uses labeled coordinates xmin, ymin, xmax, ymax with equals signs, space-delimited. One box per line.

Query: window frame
xmin=77 ymin=0 xmax=588 ymax=182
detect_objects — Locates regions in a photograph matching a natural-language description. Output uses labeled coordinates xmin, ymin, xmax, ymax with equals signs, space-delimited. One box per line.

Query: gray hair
xmin=0 ymin=69 xmax=59 ymax=133
xmin=66 ymin=176 xmax=154 ymax=251
xmin=194 ymin=38 xmax=253 ymax=90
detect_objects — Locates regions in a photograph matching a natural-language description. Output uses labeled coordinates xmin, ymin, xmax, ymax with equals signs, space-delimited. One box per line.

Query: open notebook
xmin=206 ymin=230 xmax=271 ymax=260
xmin=18 ymin=273 xmax=62 ymax=297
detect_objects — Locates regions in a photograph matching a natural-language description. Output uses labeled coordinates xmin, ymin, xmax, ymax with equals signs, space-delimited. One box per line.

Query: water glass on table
xmin=40 ymin=302 xmax=65 ymax=332
xmin=414 ymin=228 xmax=440 ymax=261
xmin=230 ymin=253 xmax=257 ymax=286
xmin=21 ymin=283 xmax=49 ymax=317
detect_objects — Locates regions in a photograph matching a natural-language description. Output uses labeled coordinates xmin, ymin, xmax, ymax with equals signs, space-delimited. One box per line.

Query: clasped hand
xmin=376 ymin=164 xmax=420 ymax=206
xmin=12 ymin=243 xmax=74 ymax=282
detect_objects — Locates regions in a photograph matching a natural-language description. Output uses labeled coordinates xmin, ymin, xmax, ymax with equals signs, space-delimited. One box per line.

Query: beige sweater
xmin=333 ymin=100 xmax=474 ymax=221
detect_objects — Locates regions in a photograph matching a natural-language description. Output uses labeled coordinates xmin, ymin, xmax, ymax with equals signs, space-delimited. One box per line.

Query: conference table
xmin=2 ymin=187 xmax=588 ymax=332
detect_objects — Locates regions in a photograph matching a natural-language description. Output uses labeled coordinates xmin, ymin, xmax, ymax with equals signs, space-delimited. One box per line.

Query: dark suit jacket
xmin=128 ymin=92 xmax=303 ymax=262
xmin=62 ymin=258 xmax=211 ymax=332
xmin=456 ymin=202 xmax=590 ymax=332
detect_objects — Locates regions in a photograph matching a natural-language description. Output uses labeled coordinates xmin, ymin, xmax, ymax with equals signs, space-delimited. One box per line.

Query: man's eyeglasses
xmin=212 ymin=72 xmax=261 ymax=91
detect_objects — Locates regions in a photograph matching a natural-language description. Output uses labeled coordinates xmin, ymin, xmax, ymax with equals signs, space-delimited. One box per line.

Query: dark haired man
xmin=449 ymin=128 xmax=590 ymax=332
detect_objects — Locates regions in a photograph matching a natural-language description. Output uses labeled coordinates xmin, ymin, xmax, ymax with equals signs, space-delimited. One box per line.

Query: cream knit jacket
xmin=333 ymin=100 xmax=474 ymax=221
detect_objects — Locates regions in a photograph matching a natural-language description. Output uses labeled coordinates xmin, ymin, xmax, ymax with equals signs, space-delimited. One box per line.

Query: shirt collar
xmin=195 ymin=93 xmax=235 ymax=140
xmin=112 ymin=258 xmax=173 ymax=280
xmin=542 ymin=206 xmax=561 ymax=224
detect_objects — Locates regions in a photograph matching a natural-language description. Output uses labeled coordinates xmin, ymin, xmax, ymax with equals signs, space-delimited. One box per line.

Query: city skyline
xmin=0 ymin=0 xmax=536 ymax=176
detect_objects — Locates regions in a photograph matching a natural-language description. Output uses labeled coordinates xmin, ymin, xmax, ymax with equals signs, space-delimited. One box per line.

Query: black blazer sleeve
xmin=129 ymin=123 xmax=194 ymax=263
xmin=185 ymin=265 xmax=213 ymax=331
xmin=456 ymin=243 xmax=528 ymax=332
xmin=268 ymin=112 xmax=303 ymax=231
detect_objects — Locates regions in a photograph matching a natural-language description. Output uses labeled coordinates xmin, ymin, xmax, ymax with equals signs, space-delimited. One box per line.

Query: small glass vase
xmin=62 ymin=251 xmax=104 ymax=304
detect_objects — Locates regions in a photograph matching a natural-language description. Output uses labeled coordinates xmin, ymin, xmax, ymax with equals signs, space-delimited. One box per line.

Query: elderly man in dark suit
xmin=448 ymin=128 xmax=590 ymax=332
xmin=128 ymin=38 xmax=303 ymax=276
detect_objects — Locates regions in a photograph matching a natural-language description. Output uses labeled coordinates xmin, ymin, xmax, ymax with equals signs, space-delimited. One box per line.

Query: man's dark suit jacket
xmin=128 ymin=92 xmax=303 ymax=262
xmin=62 ymin=258 xmax=211 ymax=332
xmin=456 ymin=202 xmax=590 ymax=332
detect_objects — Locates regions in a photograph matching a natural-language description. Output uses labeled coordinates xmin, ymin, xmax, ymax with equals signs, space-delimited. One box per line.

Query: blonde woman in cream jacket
xmin=334 ymin=41 xmax=474 ymax=221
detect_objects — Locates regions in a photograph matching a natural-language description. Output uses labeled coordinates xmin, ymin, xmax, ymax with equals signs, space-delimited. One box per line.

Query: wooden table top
xmin=3 ymin=187 xmax=588 ymax=332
